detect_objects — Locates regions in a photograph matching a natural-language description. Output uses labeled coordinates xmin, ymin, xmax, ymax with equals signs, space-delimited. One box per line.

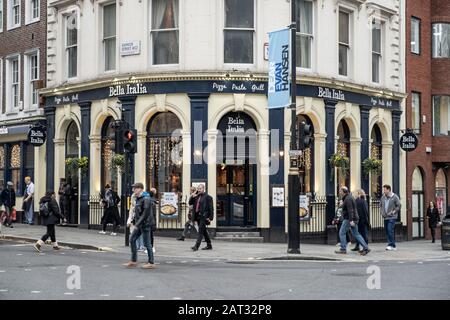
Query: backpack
xmin=39 ymin=202 xmax=50 ymax=217
xmin=105 ymin=190 xmax=115 ymax=208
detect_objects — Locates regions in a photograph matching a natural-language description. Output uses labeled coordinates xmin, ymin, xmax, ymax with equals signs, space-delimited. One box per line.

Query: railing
xmin=88 ymin=195 xmax=104 ymax=226
xmin=300 ymin=196 xmax=328 ymax=243
xmin=369 ymin=198 xmax=386 ymax=242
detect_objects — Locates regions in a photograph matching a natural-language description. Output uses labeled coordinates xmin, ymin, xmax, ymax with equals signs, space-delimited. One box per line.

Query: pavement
xmin=2 ymin=224 xmax=450 ymax=263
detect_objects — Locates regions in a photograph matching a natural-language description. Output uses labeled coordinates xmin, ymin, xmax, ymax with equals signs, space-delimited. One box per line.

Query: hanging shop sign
xmin=27 ymin=125 xmax=47 ymax=146
xmin=159 ymin=192 xmax=179 ymax=220
xmin=400 ymin=131 xmax=418 ymax=152
xmin=299 ymin=194 xmax=310 ymax=221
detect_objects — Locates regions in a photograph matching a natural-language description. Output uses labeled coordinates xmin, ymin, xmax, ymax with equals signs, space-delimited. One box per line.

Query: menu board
xmin=299 ymin=195 xmax=310 ymax=221
xmin=159 ymin=192 xmax=179 ymax=219
xmin=271 ymin=186 xmax=285 ymax=207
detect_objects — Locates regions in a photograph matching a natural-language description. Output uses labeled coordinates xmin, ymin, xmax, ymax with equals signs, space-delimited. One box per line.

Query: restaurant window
xmin=337 ymin=120 xmax=350 ymax=193
xmin=66 ymin=121 xmax=79 ymax=157
xmin=10 ymin=143 xmax=21 ymax=193
xmin=151 ymin=0 xmax=179 ymax=65
xmin=103 ymin=3 xmax=116 ymax=71
xmin=372 ymin=20 xmax=382 ymax=83
xmin=66 ymin=14 xmax=78 ymax=78
xmin=411 ymin=17 xmax=420 ymax=54
xmin=295 ymin=0 xmax=313 ymax=69
xmin=24 ymin=143 xmax=34 ymax=184
xmin=432 ymin=23 xmax=450 ymax=58
xmin=224 ymin=0 xmax=254 ymax=64
xmin=370 ymin=124 xmax=382 ymax=199
xmin=101 ymin=117 xmax=117 ymax=190
xmin=411 ymin=92 xmax=421 ymax=134
xmin=435 ymin=169 xmax=447 ymax=217
xmin=0 ymin=145 xmax=5 ymax=188
xmin=433 ymin=96 xmax=450 ymax=136
xmin=297 ymin=114 xmax=314 ymax=194
xmin=338 ymin=10 xmax=350 ymax=76
xmin=147 ymin=112 xmax=183 ymax=194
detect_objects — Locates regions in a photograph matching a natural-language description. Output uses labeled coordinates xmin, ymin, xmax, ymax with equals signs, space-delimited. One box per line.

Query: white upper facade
xmin=46 ymin=0 xmax=405 ymax=94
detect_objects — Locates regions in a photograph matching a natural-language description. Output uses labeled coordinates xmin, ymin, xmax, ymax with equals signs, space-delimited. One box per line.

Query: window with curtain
xmin=372 ymin=20 xmax=382 ymax=83
xmin=66 ymin=14 xmax=78 ymax=78
xmin=147 ymin=112 xmax=183 ymax=193
xmin=10 ymin=143 xmax=21 ymax=193
xmin=432 ymin=23 xmax=450 ymax=58
xmin=338 ymin=10 xmax=350 ymax=76
xmin=337 ymin=120 xmax=350 ymax=193
xmin=411 ymin=17 xmax=420 ymax=54
xmin=101 ymin=117 xmax=117 ymax=190
xmin=151 ymin=0 xmax=179 ymax=65
xmin=295 ymin=0 xmax=313 ymax=69
xmin=411 ymin=92 xmax=421 ymax=133
xmin=224 ymin=0 xmax=254 ymax=64
xmin=370 ymin=125 xmax=382 ymax=199
xmin=0 ymin=145 xmax=5 ymax=188
xmin=103 ymin=3 xmax=116 ymax=71
xmin=433 ymin=96 xmax=450 ymax=136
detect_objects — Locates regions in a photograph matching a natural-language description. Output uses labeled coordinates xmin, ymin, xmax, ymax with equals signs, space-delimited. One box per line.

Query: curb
xmin=2 ymin=235 xmax=112 ymax=252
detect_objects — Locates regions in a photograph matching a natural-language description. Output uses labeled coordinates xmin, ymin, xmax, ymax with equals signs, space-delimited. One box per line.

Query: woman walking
xmin=99 ymin=184 xmax=121 ymax=235
xmin=426 ymin=201 xmax=440 ymax=243
xmin=33 ymin=192 xmax=67 ymax=252
xmin=352 ymin=189 xmax=370 ymax=251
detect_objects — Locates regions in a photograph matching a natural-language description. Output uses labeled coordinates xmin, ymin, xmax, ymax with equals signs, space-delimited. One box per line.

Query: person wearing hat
xmin=99 ymin=184 xmax=121 ymax=235
xmin=1 ymin=182 xmax=16 ymax=228
xmin=123 ymin=182 xmax=156 ymax=269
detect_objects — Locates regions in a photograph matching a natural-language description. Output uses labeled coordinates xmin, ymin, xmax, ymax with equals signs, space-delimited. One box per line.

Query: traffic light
xmin=123 ymin=128 xmax=137 ymax=154
xmin=298 ymin=121 xmax=312 ymax=150
xmin=109 ymin=121 xmax=124 ymax=154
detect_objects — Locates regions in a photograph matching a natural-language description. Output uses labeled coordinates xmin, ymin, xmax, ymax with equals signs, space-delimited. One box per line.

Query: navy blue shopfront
xmin=44 ymin=78 xmax=402 ymax=241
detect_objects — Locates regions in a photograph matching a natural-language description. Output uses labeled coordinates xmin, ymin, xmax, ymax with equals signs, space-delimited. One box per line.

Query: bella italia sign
xmin=27 ymin=125 xmax=47 ymax=147
xmin=400 ymin=131 xmax=418 ymax=152
xmin=109 ymin=83 xmax=148 ymax=97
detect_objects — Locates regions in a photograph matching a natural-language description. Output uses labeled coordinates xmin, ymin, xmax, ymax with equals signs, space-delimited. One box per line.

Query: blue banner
xmin=268 ymin=28 xmax=291 ymax=109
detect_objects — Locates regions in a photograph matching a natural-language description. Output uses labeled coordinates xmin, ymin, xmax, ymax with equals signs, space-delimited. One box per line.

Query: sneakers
xmin=122 ymin=261 xmax=138 ymax=268
xmin=177 ymin=236 xmax=185 ymax=241
xmin=386 ymin=246 xmax=397 ymax=251
xmin=152 ymin=247 xmax=155 ymax=254
xmin=141 ymin=263 xmax=155 ymax=269
xmin=360 ymin=248 xmax=371 ymax=256
xmin=110 ymin=232 xmax=117 ymax=236
xmin=33 ymin=240 xmax=44 ymax=253
xmin=335 ymin=249 xmax=347 ymax=254
xmin=52 ymin=242 xmax=60 ymax=250
xmin=99 ymin=231 xmax=106 ymax=235
xmin=351 ymin=246 xmax=360 ymax=251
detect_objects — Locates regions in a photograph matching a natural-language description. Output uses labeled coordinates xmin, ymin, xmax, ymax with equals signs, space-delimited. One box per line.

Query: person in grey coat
xmin=380 ymin=184 xmax=401 ymax=251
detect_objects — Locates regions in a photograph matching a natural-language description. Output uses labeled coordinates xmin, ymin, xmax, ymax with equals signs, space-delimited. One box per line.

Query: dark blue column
xmin=45 ymin=106 xmax=56 ymax=192
xmin=118 ymin=95 xmax=137 ymax=195
xmin=392 ymin=110 xmax=402 ymax=198
xmin=325 ymin=99 xmax=338 ymax=225
xmin=78 ymin=101 xmax=91 ymax=226
xmin=360 ymin=105 xmax=371 ymax=195
xmin=268 ymin=108 xmax=285 ymax=242
xmin=188 ymin=93 xmax=210 ymax=182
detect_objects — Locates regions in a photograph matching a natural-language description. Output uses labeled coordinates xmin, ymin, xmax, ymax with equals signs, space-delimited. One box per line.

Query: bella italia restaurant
xmin=40 ymin=74 xmax=406 ymax=243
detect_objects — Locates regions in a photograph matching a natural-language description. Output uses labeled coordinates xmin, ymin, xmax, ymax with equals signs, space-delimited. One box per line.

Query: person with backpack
xmin=33 ymin=192 xmax=67 ymax=252
xmin=335 ymin=187 xmax=370 ymax=255
xmin=1 ymin=182 xmax=16 ymax=228
xmin=99 ymin=184 xmax=121 ymax=236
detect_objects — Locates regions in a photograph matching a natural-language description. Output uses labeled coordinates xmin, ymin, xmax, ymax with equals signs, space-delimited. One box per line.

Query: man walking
xmin=123 ymin=183 xmax=155 ymax=269
xmin=335 ymin=187 xmax=370 ymax=255
xmin=189 ymin=184 xmax=214 ymax=251
xmin=380 ymin=184 xmax=401 ymax=251
xmin=23 ymin=177 xmax=35 ymax=225
xmin=177 ymin=187 xmax=199 ymax=241
xmin=1 ymin=182 xmax=16 ymax=228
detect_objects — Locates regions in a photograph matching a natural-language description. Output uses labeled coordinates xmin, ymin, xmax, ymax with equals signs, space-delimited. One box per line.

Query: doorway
xmin=412 ymin=167 xmax=424 ymax=239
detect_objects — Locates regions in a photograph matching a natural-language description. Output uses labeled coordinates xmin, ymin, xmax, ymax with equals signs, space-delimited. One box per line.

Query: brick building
xmin=0 ymin=0 xmax=47 ymax=216
xmin=406 ymin=0 xmax=450 ymax=240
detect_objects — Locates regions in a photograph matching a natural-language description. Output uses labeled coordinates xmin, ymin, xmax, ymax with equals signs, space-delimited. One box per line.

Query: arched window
xmin=337 ymin=120 xmax=350 ymax=193
xmin=101 ymin=117 xmax=117 ymax=191
xmin=297 ymin=114 xmax=314 ymax=194
xmin=435 ymin=168 xmax=447 ymax=216
xmin=66 ymin=121 xmax=79 ymax=158
xmin=147 ymin=112 xmax=183 ymax=194
xmin=370 ymin=124 xmax=382 ymax=198
xmin=412 ymin=167 xmax=424 ymax=238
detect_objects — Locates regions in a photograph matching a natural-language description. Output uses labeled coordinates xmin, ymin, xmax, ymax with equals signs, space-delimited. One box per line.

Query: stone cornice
xmin=40 ymin=72 xmax=407 ymax=101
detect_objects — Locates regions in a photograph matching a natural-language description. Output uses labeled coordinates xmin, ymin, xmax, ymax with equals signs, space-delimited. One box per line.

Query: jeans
xmin=25 ymin=202 xmax=34 ymax=224
xmin=195 ymin=220 xmax=211 ymax=248
xmin=136 ymin=234 xmax=144 ymax=249
xmin=5 ymin=207 xmax=13 ymax=225
xmin=384 ymin=219 xmax=396 ymax=248
xmin=130 ymin=227 xmax=154 ymax=264
xmin=354 ymin=223 xmax=369 ymax=249
xmin=339 ymin=219 xmax=369 ymax=251
xmin=41 ymin=224 xmax=56 ymax=243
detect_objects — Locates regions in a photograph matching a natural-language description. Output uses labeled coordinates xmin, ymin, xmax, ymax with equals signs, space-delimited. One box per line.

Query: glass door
xmin=412 ymin=192 xmax=424 ymax=238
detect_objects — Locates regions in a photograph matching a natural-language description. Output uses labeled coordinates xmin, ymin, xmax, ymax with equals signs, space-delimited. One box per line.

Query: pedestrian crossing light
xmin=123 ymin=128 xmax=137 ymax=154
xmin=298 ymin=121 xmax=312 ymax=150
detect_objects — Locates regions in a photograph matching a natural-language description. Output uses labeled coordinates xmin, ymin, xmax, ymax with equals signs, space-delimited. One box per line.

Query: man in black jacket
xmin=189 ymin=184 xmax=214 ymax=251
xmin=335 ymin=187 xmax=370 ymax=255
xmin=1 ymin=181 xmax=16 ymax=227
xmin=123 ymin=183 xmax=155 ymax=269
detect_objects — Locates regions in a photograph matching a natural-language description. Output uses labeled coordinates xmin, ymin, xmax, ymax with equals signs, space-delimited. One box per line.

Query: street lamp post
xmin=287 ymin=0 xmax=300 ymax=254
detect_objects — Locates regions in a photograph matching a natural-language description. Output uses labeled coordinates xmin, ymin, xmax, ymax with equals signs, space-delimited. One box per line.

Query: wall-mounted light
xmin=279 ymin=150 xmax=285 ymax=157
xmin=194 ymin=150 xmax=202 ymax=157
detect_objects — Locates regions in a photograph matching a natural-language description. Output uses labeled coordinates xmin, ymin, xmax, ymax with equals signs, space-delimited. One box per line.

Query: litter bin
xmin=442 ymin=217 xmax=450 ymax=250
